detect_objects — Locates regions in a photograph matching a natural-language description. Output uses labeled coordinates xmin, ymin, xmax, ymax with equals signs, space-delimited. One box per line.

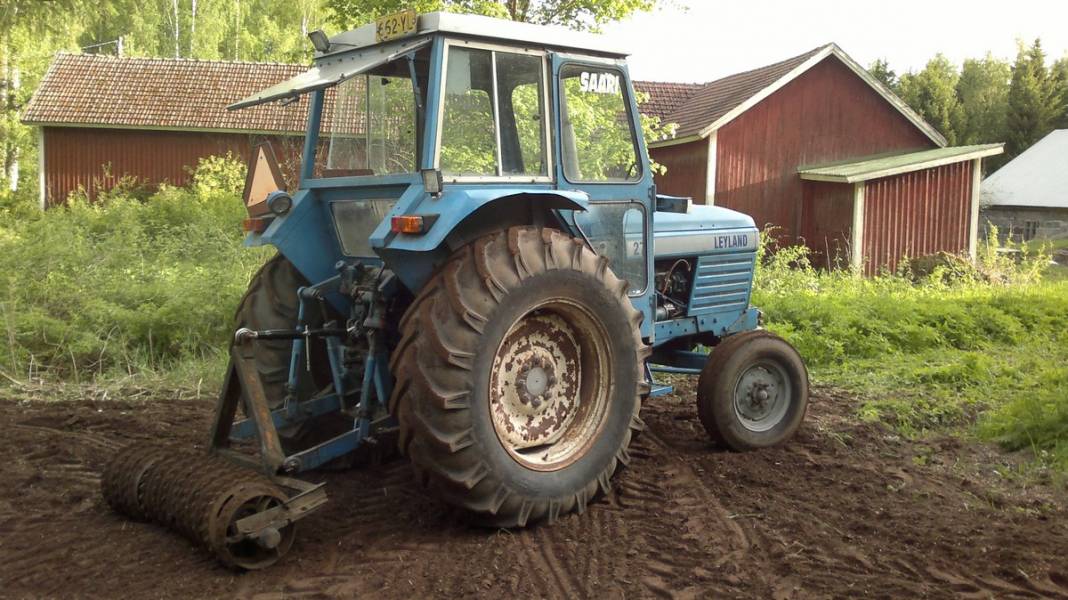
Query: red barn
xmin=637 ymin=44 xmax=1002 ymax=274
xmin=21 ymin=53 xmax=319 ymax=207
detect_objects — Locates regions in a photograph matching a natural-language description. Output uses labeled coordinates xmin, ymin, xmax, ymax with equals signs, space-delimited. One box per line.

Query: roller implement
xmin=102 ymin=11 xmax=809 ymax=569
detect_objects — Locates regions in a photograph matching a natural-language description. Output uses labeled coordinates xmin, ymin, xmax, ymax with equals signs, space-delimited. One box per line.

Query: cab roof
xmin=324 ymin=12 xmax=630 ymax=59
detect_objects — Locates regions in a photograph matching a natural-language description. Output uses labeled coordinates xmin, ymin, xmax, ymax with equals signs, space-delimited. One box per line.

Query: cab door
xmin=551 ymin=53 xmax=656 ymax=339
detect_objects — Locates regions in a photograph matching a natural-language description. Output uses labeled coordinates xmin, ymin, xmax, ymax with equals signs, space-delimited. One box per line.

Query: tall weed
xmin=0 ymin=155 xmax=270 ymax=383
xmin=754 ymin=232 xmax=1068 ymax=472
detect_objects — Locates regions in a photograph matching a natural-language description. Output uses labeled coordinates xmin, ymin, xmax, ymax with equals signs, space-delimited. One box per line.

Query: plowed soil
xmin=1 ymin=381 xmax=1066 ymax=599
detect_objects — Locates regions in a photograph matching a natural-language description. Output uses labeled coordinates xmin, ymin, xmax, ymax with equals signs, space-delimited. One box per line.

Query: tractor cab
xmin=233 ymin=8 xmax=769 ymax=394
xmin=232 ymin=11 xmax=681 ymax=337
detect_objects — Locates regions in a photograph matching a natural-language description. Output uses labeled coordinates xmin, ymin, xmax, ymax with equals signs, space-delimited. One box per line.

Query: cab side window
xmin=559 ymin=65 xmax=641 ymax=182
xmin=440 ymin=47 xmax=497 ymax=176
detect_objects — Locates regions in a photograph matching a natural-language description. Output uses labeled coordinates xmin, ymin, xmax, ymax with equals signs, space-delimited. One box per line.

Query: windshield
xmin=324 ymin=50 xmax=429 ymax=177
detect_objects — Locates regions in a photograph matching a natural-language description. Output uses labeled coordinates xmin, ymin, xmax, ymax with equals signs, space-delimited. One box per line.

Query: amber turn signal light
xmin=391 ymin=215 xmax=435 ymax=234
xmin=242 ymin=217 xmax=271 ymax=233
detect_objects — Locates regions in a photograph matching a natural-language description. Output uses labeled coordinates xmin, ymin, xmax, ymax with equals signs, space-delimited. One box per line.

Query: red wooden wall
xmin=713 ymin=57 xmax=936 ymax=240
xmin=42 ymin=127 xmax=305 ymax=205
xmin=862 ymin=161 xmax=974 ymax=274
xmin=801 ymin=180 xmax=854 ymax=269
xmin=649 ymin=138 xmax=707 ymax=203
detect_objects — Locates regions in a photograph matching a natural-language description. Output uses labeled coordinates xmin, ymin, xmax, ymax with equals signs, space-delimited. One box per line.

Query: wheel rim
xmin=732 ymin=360 xmax=792 ymax=433
xmin=488 ymin=300 xmax=611 ymax=472
xmin=213 ymin=486 xmax=295 ymax=570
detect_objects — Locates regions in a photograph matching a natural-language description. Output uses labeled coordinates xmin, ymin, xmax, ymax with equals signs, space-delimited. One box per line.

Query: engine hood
xmin=653 ymin=204 xmax=756 ymax=233
xmin=651 ymin=204 xmax=759 ymax=258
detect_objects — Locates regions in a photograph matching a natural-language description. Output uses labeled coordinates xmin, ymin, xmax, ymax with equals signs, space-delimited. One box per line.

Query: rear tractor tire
xmin=234 ymin=254 xmax=331 ymax=409
xmin=234 ymin=255 xmax=337 ymax=449
xmin=697 ymin=330 xmax=809 ymax=451
xmin=390 ymin=227 xmax=650 ymax=527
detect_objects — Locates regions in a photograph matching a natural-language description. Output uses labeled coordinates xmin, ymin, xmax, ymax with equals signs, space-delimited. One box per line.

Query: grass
xmin=1021 ymin=237 xmax=1068 ymax=253
xmin=0 ymin=156 xmax=270 ymax=390
xmin=754 ymin=239 xmax=1068 ymax=475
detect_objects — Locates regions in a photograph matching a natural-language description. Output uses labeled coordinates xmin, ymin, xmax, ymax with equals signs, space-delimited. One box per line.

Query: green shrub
xmin=753 ymin=230 xmax=1068 ymax=472
xmin=0 ymin=155 xmax=270 ymax=383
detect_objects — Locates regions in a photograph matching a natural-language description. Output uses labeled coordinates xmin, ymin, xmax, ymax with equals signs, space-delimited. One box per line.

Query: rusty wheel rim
xmin=488 ymin=300 xmax=611 ymax=472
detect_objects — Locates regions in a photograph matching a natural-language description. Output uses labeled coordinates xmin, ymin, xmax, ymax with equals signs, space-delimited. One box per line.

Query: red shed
xmin=638 ymin=44 xmax=1003 ymax=274
xmin=21 ymin=53 xmax=319 ymax=207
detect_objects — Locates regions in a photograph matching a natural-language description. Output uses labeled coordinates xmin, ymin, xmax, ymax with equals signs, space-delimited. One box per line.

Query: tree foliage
xmin=868 ymin=58 xmax=897 ymax=91
xmin=897 ymin=54 xmax=962 ymax=145
xmin=1050 ymin=56 xmax=1068 ymax=129
xmin=324 ymin=0 xmax=658 ymax=32
xmin=876 ymin=40 xmax=1064 ymax=170
xmin=1005 ymin=40 xmax=1061 ymax=159
xmin=955 ymin=54 xmax=1010 ymax=146
xmin=70 ymin=0 xmax=330 ymax=62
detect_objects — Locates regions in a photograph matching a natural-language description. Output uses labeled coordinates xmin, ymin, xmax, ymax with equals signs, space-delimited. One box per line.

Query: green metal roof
xmin=798 ymin=144 xmax=1004 ymax=183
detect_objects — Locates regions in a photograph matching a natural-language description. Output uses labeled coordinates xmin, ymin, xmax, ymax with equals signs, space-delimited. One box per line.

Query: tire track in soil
xmin=664 ymin=395 xmax=1068 ymax=600
xmin=2 ymin=391 xmax=1068 ymax=599
xmin=614 ymin=424 xmax=769 ymax=599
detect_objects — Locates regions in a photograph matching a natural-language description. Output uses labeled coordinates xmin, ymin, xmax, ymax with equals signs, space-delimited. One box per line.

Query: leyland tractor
xmin=101 ymin=11 xmax=809 ymax=570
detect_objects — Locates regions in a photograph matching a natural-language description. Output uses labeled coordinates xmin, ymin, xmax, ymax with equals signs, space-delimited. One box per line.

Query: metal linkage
xmin=212 ymin=262 xmax=396 ymax=476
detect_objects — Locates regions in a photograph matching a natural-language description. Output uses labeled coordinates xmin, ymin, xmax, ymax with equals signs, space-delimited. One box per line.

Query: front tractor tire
xmin=696 ymin=331 xmax=809 ymax=451
xmin=390 ymin=227 xmax=649 ymax=527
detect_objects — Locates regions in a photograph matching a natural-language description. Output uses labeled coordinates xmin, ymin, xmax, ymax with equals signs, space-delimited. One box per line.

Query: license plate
xmin=376 ymin=10 xmax=417 ymax=42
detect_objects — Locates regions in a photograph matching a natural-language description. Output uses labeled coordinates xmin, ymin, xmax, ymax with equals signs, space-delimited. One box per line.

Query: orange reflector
xmin=391 ymin=215 xmax=426 ymax=234
xmin=242 ymin=217 xmax=271 ymax=233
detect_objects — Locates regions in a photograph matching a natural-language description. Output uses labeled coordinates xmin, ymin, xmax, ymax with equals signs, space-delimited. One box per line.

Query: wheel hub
xmin=733 ymin=363 xmax=791 ymax=432
xmin=488 ymin=304 xmax=610 ymax=471
xmin=490 ymin=313 xmax=580 ymax=450
xmin=516 ymin=357 xmax=557 ymax=409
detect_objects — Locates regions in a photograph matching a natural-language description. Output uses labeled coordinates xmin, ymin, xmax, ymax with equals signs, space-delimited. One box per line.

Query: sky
xmin=599 ymin=0 xmax=1068 ymax=83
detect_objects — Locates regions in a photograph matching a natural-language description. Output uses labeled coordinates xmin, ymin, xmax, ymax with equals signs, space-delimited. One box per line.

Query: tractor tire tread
xmin=697 ymin=330 xmax=807 ymax=450
xmin=390 ymin=226 xmax=648 ymax=527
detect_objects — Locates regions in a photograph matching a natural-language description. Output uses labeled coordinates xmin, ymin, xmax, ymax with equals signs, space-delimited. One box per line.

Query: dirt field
xmin=1 ymin=380 xmax=1066 ymax=599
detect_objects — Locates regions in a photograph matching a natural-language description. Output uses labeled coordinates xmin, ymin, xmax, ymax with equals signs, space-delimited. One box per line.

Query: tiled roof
xmin=633 ymin=81 xmax=702 ymax=122
xmin=638 ymin=45 xmax=827 ymax=140
xmin=22 ymin=53 xmax=315 ymax=133
xmin=670 ymin=45 xmax=827 ymax=138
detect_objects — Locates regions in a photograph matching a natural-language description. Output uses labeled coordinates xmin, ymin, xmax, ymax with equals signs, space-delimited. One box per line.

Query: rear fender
xmin=372 ymin=187 xmax=590 ymax=292
xmin=245 ymin=187 xmax=343 ymax=287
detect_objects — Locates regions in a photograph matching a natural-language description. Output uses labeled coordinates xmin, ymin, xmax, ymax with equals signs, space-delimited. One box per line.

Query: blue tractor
xmin=101 ymin=11 xmax=808 ymax=569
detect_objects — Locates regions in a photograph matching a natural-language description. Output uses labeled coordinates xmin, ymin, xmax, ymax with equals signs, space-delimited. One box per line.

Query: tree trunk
xmin=233 ymin=0 xmax=240 ymax=60
xmin=1 ymin=47 xmax=18 ymax=192
xmin=190 ymin=0 xmax=197 ymax=56
xmin=6 ymin=65 xmax=18 ymax=192
xmin=172 ymin=0 xmax=180 ymax=57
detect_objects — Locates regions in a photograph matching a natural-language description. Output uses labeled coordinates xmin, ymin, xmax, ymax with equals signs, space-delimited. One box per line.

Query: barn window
xmin=1024 ymin=220 xmax=1039 ymax=241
